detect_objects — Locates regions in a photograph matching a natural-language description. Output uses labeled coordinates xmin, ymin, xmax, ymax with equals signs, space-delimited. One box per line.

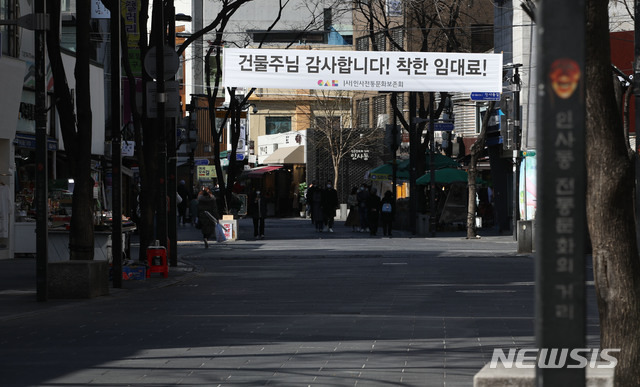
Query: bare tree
xmin=46 ymin=0 xmax=95 ymax=260
xmin=586 ymin=0 xmax=640 ymax=384
xmin=304 ymin=90 xmax=381 ymax=188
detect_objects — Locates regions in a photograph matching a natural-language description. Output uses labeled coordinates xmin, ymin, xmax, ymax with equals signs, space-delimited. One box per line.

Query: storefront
xmin=0 ymin=56 xmax=27 ymax=259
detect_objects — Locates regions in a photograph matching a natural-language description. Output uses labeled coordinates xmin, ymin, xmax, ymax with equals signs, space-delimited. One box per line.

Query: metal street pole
xmin=634 ymin=0 xmax=640 ymax=252
xmin=428 ymin=92 xmax=436 ymax=237
xmin=111 ymin=1 xmax=123 ymax=288
xmin=511 ymin=65 xmax=522 ymax=241
xmin=34 ymin=0 xmax=48 ymax=302
xmin=167 ymin=0 xmax=177 ymax=267
xmin=409 ymin=92 xmax=417 ymax=235
xmin=154 ymin=0 xmax=168 ymax=249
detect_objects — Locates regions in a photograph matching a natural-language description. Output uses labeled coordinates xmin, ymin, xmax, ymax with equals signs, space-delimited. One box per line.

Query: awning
xmin=263 ymin=145 xmax=305 ymax=164
xmin=247 ymin=165 xmax=283 ymax=178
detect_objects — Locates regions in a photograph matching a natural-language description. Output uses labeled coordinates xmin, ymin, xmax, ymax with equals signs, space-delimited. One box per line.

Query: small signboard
xmin=470 ymin=92 xmax=501 ymax=101
xmin=197 ymin=165 xmax=217 ymax=179
xmin=194 ymin=159 xmax=209 ymax=166
xmin=433 ymin=122 xmax=454 ymax=131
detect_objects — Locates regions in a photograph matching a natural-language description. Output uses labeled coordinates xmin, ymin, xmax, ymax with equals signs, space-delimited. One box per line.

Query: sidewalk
xmin=0 ymin=217 xmax=521 ymax=322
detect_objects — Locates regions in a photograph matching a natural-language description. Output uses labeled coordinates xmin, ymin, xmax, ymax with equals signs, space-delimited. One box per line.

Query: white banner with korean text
xmin=223 ymin=48 xmax=503 ymax=93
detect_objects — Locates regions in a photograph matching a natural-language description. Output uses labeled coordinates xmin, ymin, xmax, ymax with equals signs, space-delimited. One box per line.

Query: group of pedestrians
xmin=306 ymin=181 xmax=395 ymax=237
xmin=345 ymin=184 xmax=395 ymax=236
xmin=306 ymin=180 xmax=340 ymax=232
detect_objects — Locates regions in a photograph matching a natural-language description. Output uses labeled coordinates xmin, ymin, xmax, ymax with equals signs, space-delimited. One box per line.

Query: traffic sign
xmin=144 ymin=45 xmax=180 ymax=81
xmin=433 ymin=122 xmax=454 ymax=131
xmin=194 ymin=159 xmax=209 ymax=166
xmin=470 ymin=92 xmax=501 ymax=101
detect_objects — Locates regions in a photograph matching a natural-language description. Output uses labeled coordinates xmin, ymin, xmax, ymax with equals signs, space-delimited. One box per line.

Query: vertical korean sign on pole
xmin=536 ymin=1 xmax=586 ymax=385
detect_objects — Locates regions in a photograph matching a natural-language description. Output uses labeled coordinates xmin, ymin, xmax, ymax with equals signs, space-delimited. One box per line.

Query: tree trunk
xmin=466 ymin=101 xmax=495 ymax=239
xmin=47 ymin=0 xmax=95 ymax=260
xmin=586 ymin=0 xmax=640 ymax=384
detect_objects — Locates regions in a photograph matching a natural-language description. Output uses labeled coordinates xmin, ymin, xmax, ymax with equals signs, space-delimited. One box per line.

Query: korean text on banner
xmin=223 ymin=48 xmax=502 ymax=93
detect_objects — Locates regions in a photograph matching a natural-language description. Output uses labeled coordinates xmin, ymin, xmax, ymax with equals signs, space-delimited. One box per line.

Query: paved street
xmin=0 ymin=218 xmax=600 ymax=386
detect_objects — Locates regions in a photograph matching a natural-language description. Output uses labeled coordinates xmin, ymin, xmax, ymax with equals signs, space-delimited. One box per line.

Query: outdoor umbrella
xmin=416 ymin=168 xmax=482 ymax=185
xmin=424 ymin=152 xmax=460 ymax=169
xmin=367 ymin=161 xmax=410 ymax=181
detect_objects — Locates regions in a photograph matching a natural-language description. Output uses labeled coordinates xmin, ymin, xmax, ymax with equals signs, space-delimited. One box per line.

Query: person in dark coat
xmin=380 ymin=190 xmax=395 ymax=237
xmin=344 ymin=186 xmax=360 ymax=231
xmin=322 ymin=180 xmax=339 ymax=232
xmin=366 ymin=187 xmax=381 ymax=236
xmin=249 ymin=190 xmax=268 ymax=239
xmin=356 ymin=184 xmax=369 ymax=232
xmin=197 ymin=189 xmax=218 ymax=248
xmin=177 ymin=180 xmax=190 ymax=225
xmin=307 ymin=181 xmax=325 ymax=232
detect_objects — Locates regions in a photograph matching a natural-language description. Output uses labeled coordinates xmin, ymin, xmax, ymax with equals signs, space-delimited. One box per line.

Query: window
xmin=266 ymin=117 xmax=292 ymax=135
xmin=390 ymin=27 xmax=404 ymax=51
xmin=356 ymin=99 xmax=370 ymax=128
xmin=356 ymin=36 xmax=368 ymax=51
xmin=374 ymin=32 xmax=386 ymax=51
xmin=0 ymin=0 xmax=8 ymax=55
xmin=373 ymin=95 xmax=387 ymax=127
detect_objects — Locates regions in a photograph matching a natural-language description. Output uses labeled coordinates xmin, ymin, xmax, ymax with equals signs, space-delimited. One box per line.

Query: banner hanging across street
xmin=223 ymin=48 xmax=503 ymax=93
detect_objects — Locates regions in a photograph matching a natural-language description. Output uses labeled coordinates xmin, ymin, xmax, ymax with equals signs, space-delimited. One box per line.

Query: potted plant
xmin=298 ymin=182 xmax=308 ymax=218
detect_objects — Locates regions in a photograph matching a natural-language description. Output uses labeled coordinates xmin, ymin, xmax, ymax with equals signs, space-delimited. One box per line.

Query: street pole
xmin=34 ymin=0 xmax=48 ymax=302
xmin=391 ymin=92 xmax=398 ymax=201
xmin=167 ymin=0 xmax=177 ymax=267
xmin=154 ymin=0 xmax=168 ymax=249
xmin=111 ymin=0 xmax=123 ymax=288
xmin=429 ymin=92 xmax=436 ymax=237
xmin=634 ymin=0 xmax=640 ymax=252
xmin=512 ymin=65 xmax=522 ymax=241
xmin=409 ymin=92 xmax=417 ymax=235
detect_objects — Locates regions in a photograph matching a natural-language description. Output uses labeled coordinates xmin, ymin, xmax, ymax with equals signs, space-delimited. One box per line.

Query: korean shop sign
xmin=223 ymin=48 xmax=502 ymax=93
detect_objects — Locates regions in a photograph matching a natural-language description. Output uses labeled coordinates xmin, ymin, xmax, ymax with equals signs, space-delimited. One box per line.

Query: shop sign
xmin=350 ymin=149 xmax=370 ymax=161
xmin=197 ymin=165 xmax=217 ymax=178
xmin=14 ymin=133 xmax=58 ymax=151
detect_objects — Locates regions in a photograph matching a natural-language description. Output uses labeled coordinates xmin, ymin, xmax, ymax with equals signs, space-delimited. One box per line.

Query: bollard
xmin=517 ymin=220 xmax=533 ymax=254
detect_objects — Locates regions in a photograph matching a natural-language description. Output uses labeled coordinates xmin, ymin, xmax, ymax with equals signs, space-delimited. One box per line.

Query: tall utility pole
xmin=408 ymin=92 xmax=417 ymax=235
xmin=505 ymin=63 xmax=522 ymax=240
xmin=634 ymin=0 xmax=640 ymax=252
xmin=34 ymin=1 xmax=49 ymax=302
xmin=428 ymin=92 xmax=436 ymax=237
xmin=154 ymin=0 xmax=168 ymax=249
xmin=167 ymin=0 xmax=178 ymax=267
xmin=111 ymin=0 xmax=123 ymax=288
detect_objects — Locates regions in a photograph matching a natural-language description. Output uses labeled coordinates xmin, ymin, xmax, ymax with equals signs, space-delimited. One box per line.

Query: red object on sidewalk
xmin=146 ymin=245 xmax=168 ymax=278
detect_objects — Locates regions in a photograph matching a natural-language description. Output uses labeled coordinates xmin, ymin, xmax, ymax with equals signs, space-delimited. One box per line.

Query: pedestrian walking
xmin=344 ymin=186 xmax=360 ymax=231
xmin=357 ymin=184 xmax=369 ymax=232
xmin=307 ymin=181 xmax=325 ymax=232
xmin=177 ymin=180 xmax=190 ymax=225
xmin=380 ymin=190 xmax=394 ymax=237
xmin=250 ymin=190 xmax=268 ymax=239
xmin=322 ymin=180 xmax=339 ymax=232
xmin=366 ymin=187 xmax=381 ymax=236
xmin=189 ymin=192 xmax=199 ymax=226
xmin=197 ymin=188 xmax=218 ymax=248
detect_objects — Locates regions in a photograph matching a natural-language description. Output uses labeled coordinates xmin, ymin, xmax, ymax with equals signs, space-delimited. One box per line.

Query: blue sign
xmin=470 ymin=92 xmax=501 ymax=101
xmin=194 ymin=159 xmax=209 ymax=166
xmin=433 ymin=122 xmax=454 ymax=131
